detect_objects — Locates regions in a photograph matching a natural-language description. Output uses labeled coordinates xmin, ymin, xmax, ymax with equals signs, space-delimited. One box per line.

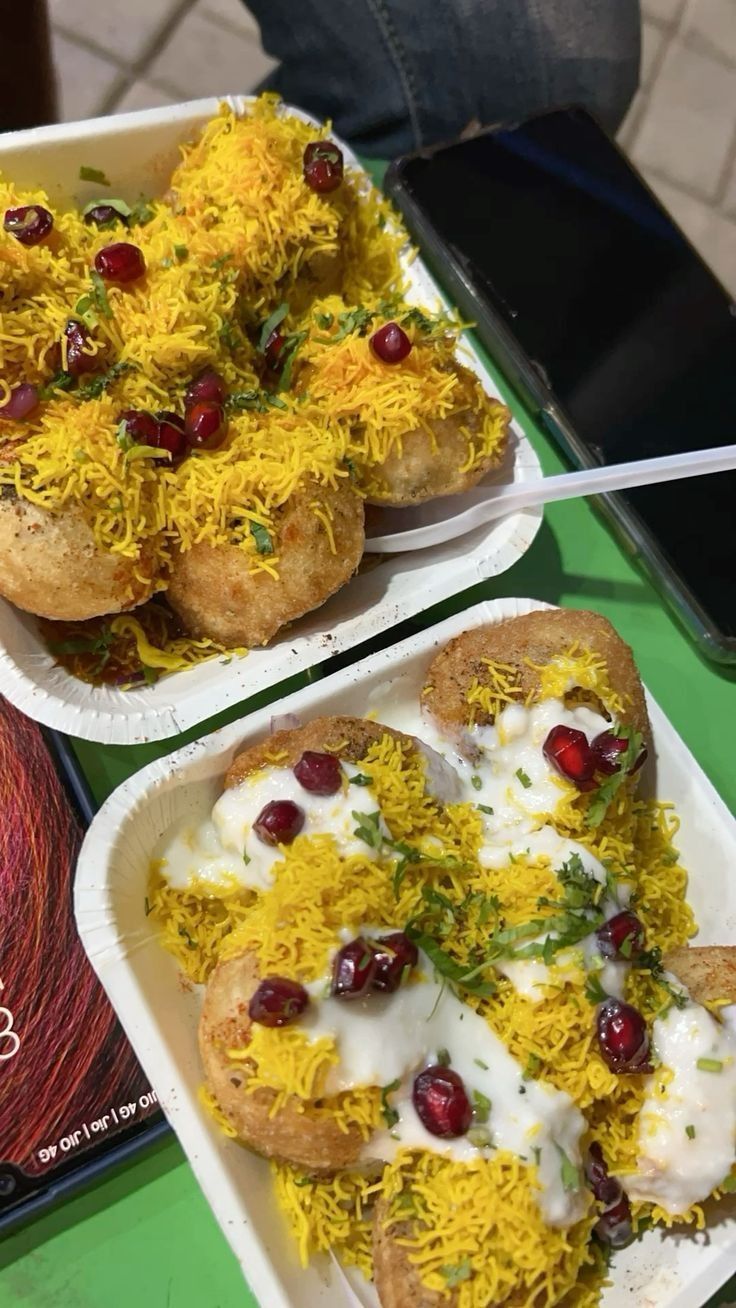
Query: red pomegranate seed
xmin=63 ymin=319 xmax=97 ymax=376
xmin=248 ymin=976 xmax=309 ymax=1027
xmin=596 ymin=910 xmax=644 ymax=961
xmin=185 ymin=401 xmax=226 ymax=450
xmin=331 ymin=937 xmax=378 ymax=1000
xmin=263 ymin=328 xmax=284 ymax=370
xmin=0 ymin=383 xmax=39 ymax=420
xmin=594 ymin=1193 xmax=633 ymax=1248
xmin=371 ymin=932 xmax=419 ymax=993
xmin=293 ymin=751 xmax=342 ymax=796
xmin=590 ymin=731 xmax=627 ymax=775
xmin=542 ymin=724 xmax=595 ymax=786
xmin=4 ymin=205 xmax=53 ymax=246
xmin=585 ymin=1142 xmax=623 ymax=1208
xmin=370 ymin=321 xmax=412 ymax=364
xmin=253 ymin=799 xmax=305 ymax=846
xmin=118 ymin=409 xmax=160 ymax=447
xmin=94 ymin=242 xmax=146 ymax=284
xmin=156 ymin=411 xmax=187 ymax=458
xmin=84 ymin=203 xmax=127 ymax=229
xmin=596 ymin=998 xmax=652 ymax=1073
xmin=592 ymin=730 xmax=648 ymax=777
xmin=412 ymin=1065 xmax=473 ymax=1138
xmin=184 ymin=369 xmax=226 ymax=410
xmin=303 ymin=141 xmax=344 ymax=194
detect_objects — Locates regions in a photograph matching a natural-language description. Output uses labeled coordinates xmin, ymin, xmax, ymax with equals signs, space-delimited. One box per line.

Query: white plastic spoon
xmin=364 ymin=444 xmax=736 ymax=554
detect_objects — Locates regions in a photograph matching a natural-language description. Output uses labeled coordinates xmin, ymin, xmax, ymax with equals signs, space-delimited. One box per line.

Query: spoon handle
xmin=365 ymin=445 xmax=736 ymax=553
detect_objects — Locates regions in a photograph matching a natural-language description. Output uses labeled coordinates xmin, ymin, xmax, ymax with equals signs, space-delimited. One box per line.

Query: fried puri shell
xmin=199 ymin=949 xmax=365 ymax=1171
xmin=224 ymin=714 xmax=412 ymax=789
xmin=364 ymin=367 xmax=510 ymax=507
xmin=166 ymin=480 xmax=364 ymax=647
xmin=0 ymin=492 xmax=157 ymax=621
xmin=373 ymin=1202 xmax=453 ymax=1308
xmin=664 ymin=947 xmax=736 ymax=1006
xmin=424 ymin=607 xmax=649 ymax=739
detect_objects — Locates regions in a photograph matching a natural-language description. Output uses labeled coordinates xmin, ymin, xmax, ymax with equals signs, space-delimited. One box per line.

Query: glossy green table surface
xmin=2 ymin=321 xmax=735 ymax=1308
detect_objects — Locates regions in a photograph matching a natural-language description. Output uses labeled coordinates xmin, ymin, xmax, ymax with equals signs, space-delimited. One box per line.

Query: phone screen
xmin=390 ymin=109 xmax=736 ymax=642
xmin=0 ymin=698 xmax=161 ymax=1222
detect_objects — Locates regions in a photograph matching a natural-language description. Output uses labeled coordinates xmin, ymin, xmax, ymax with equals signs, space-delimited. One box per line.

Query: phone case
xmin=385 ymin=149 xmax=736 ymax=668
xmin=0 ymin=702 xmax=167 ymax=1233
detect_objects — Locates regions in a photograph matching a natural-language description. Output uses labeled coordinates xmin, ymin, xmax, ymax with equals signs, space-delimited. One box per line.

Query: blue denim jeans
xmin=247 ymin=0 xmax=641 ymax=156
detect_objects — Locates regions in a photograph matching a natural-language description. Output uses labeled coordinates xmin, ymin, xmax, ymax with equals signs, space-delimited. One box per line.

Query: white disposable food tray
xmin=0 ymin=97 xmax=542 ymax=745
xmin=74 ymin=596 xmax=736 ymax=1308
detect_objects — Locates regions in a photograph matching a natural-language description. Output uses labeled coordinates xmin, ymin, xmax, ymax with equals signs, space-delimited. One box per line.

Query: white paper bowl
xmin=74 ymin=596 xmax=736 ymax=1308
xmin=0 ymin=97 xmax=542 ymax=745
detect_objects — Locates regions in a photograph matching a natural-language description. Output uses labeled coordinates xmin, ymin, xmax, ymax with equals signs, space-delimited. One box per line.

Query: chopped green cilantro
xmin=436 ymin=1048 xmax=451 ymax=1067
xmin=697 ymin=1058 xmax=723 ymax=1073
xmin=554 ymin=1142 xmax=582 ymax=1192
xmin=258 ymin=302 xmax=289 ymax=351
xmin=380 ymin=1080 xmax=400 ymax=1128
xmin=352 ymin=809 xmax=383 ymax=849
xmin=349 ymin=773 xmax=372 ymax=786
xmin=515 ymin=768 xmax=532 ymax=789
xmin=79 ymin=165 xmax=110 ymax=186
xmin=685 ymin=1124 xmax=696 ymax=1139
xmin=523 ymin=1053 xmax=541 ymax=1081
xmin=586 ymin=726 xmax=644 ymax=828
xmin=441 ymin=1260 xmax=472 ymax=1288
xmin=249 ymin=521 xmax=273 ymax=556
xmin=471 ymin=1089 xmax=491 ymax=1123
xmin=584 ymin=972 xmax=608 ymax=1005
xmin=90 ymin=269 xmax=112 ymax=319
xmin=128 ymin=199 xmax=155 ymax=227
xmin=471 ymin=774 xmax=482 ymax=791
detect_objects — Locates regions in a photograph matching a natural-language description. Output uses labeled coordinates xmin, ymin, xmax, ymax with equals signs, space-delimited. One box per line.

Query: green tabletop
xmin=2 ymin=312 xmax=736 ymax=1308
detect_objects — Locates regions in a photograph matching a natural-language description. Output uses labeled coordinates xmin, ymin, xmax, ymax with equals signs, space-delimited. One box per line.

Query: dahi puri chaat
xmin=0 ymin=96 xmax=509 ymax=685
xmin=149 ymin=607 xmax=736 ymax=1307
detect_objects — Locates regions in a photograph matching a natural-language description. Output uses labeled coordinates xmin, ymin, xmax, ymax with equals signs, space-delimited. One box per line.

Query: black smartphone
xmin=385 ymin=107 xmax=736 ymax=665
xmin=0 ymin=698 xmax=166 ymax=1231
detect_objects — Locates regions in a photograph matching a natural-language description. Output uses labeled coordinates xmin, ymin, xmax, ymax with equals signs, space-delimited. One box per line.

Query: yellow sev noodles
xmin=147 ymin=666 xmax=711 ymax=1305
xmin=0 ymin=95 xmax=512 ymax=682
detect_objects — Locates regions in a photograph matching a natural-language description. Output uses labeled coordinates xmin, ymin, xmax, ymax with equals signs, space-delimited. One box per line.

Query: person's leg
xmin=247 ymin=0 xmax=640 ymax=157
xmin=2 ymin=0 xmax=57 ymax=132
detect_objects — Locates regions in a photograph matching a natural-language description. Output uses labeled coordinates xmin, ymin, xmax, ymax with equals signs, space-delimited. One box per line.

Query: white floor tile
xmin=645 ymin=170 xmax=736 ymax=293
xmin=642 ymin=0 xmax=687 ymax=25
xmin=617 ymin=89 xmax=648 ymax=152
xmin=51 ymin=31 xmax=124 ymax=122
xmin=723 ymin=156 xmax=736 ymax=218
xmin=146 ymin=8 xmax=276 ymax=99
xmin=631 ymin=38 xmax=736 ymax=199
xmin=196 ymin=0 xmax=261 ymax=39
xmin=112 ymin=81 xmax=178 ymax=115
xmin=683 ymin=0 xmax=736 ymax=68
xmin=50 ymin=0 xmax=183 ymax=65
xmin=642 ymin=20 xmax=669 ymax=86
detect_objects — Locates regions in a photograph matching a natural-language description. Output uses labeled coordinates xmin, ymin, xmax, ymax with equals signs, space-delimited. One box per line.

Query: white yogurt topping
xmin=156 ymin=763 xmax=381 ymax=891
xmin=151 ymin=814 xmax=247 ymax=891
xmin=468 ymin=699 xmax=610 ymax=835
xmin=624 ymin=1002 xmax=736 ymax=1214
xmin=302 ymin=952 xmax=586 ymax=1227
xmin=156 ymin=686 xmax=729 ymax=1223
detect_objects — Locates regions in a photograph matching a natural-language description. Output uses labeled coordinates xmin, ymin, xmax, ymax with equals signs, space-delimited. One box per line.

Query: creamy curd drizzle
xmin=303 ymin=949 xmax=586 ymax=1227
xmin=155 ymin=762 xmax=380 ymax=891
xmin=156 ymin=689 xmax=729 ymax=1222
xmin=624 ymin=1001 xmax=736 ymax=1214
